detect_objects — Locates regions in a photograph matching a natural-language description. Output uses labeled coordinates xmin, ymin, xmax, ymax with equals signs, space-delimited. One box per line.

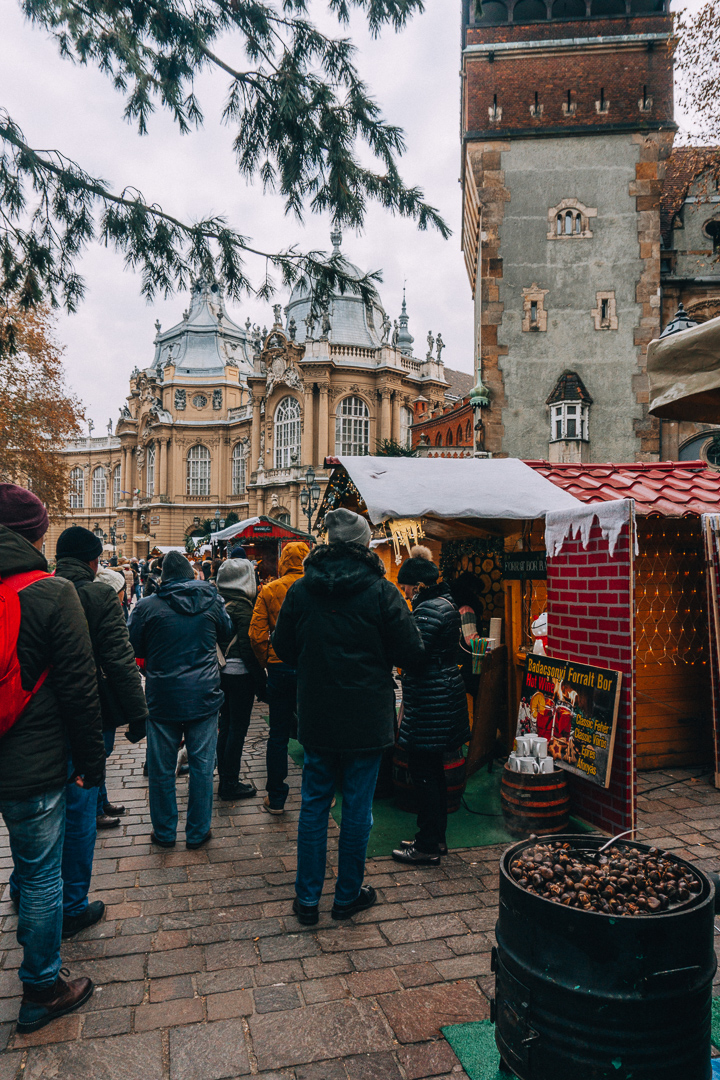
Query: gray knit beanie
xmin=216 ymin=558 xmax=257 ymax=602
xmin=324 ymin=508 xmax=372 ymax=547
xmin=161 ymin=550 xmax=194 ymax=582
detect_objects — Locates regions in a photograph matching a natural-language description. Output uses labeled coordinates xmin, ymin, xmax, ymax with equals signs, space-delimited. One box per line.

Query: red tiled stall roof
xmin=525 ymin=460 xmax=720 ymax=517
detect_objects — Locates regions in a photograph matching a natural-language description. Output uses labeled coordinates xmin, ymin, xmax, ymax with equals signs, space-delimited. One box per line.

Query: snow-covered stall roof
xmin=335 ymin=456 xmax=582 ymax=524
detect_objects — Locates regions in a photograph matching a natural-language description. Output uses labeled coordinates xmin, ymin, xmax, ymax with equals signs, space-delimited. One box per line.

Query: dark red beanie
xmin=0 ymin=483 xmax=49 ymax=543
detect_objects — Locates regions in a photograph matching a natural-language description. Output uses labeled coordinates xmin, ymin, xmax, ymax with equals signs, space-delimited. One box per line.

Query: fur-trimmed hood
xmin=303 ymin=541 xmax=385 ymax=597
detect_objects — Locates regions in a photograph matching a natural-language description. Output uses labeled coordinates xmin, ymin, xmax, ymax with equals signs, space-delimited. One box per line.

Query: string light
xmin=635 ymin=519 xmax=707 ymax=667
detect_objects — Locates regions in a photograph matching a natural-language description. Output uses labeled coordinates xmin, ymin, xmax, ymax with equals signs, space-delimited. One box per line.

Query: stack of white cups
xmin=508 ymin=735 xmax=554 ymax=774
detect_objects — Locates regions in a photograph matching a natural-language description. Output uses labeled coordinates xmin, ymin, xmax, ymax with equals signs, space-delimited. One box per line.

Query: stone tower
xmin=461 ymin=0 xmax=675 ymax=462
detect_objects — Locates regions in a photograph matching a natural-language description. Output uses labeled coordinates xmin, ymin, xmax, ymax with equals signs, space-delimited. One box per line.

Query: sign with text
xmin=503 ymin=551 xmax=547 ymax=580
xmin=516 ymin=654 xmax=621 ymax=788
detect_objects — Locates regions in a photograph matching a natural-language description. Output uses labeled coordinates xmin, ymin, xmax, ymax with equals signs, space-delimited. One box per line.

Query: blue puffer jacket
xmin=128 ymin=579 xmax=233 ymax=722
xmin=398 ymin=583 xmax=470 ymax=754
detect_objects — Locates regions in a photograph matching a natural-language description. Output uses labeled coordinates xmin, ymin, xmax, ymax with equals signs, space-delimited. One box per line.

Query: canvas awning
xmin=648 ymin=315 xmax=720 ymax=423
xmin=332 ymin=456 xmax=581 ymax=530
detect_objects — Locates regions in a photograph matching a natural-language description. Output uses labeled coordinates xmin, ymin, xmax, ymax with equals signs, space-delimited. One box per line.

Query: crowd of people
xmin=0 ymin=484 xmax=469 ymax=1034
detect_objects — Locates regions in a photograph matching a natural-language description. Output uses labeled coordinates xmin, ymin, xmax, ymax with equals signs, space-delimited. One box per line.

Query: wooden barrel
xmin=392 ymin=748 xmax=467 ymax=815
xmin=500 ymin=764 xmax=570 ymax=838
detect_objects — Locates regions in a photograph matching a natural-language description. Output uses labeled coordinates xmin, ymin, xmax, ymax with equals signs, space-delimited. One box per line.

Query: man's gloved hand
xmin=125 ymin=719 xmax=147 ymax=744
xmin=74 ymin=768 xmax=105 ymax=789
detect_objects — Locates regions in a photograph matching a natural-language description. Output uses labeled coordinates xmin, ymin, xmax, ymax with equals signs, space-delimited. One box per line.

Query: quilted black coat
xmin=398 ymin=583 xmax=470 ymax=753
xmin=273 ymin=542 xmax=425 ymax=754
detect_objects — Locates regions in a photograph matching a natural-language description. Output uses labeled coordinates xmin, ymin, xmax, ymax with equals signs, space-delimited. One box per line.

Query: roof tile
xmin=525 ymin=460 xmax=720 ymax=516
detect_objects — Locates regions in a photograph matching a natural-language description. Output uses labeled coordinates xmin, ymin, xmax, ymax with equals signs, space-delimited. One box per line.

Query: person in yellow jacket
xmin=249 ymin=542 xmax=309 ymax=813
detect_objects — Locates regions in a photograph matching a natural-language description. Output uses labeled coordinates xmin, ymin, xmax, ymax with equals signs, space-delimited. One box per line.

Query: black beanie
xmin=397 ymin=545 xmax=439 ymax=586
xmin=56 ymin=525 xmax=104 ymax=563
xmin=161 ymin=550 xmax=194 ymax=583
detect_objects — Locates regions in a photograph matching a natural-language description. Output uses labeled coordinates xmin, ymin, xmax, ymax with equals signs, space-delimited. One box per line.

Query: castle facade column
xmin=380 ymin=389 xmax=392 ymax=442
xmin=391 ymin=392 xmax=401 ymax=443
xmin=317 ymin=386 xmax=330 ymax=462
xmin=251 ymin=393 xmax=262 ymax=473
xmin=302 ymin=384 xmax=315 ymax=466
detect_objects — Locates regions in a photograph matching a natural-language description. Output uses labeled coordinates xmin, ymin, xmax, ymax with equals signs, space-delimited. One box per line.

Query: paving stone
xmin=147 ymin=946 xmax=204 ymax=978
xmin=250 ymin=999 xmax=392 ymax=1071
xmin=0 ymin=1052 xmax=22 ymax=1080
xmin=82 ymin=1007 xmax=133 ymax=1038
xmin=195 ymin=968 xmax=254 ymax=995
xmin=301 ymin=976 xmax=349 ymax=1004
xmin=295 ymin=1061 xmax=347 ymax=1080
xmin=349 ymin=939 xmax=452 ymax=972
xmin=344 ymin=1051 xmax=403 ymax=1080
xmin=204 ymin=939 xmax=260 ymax=971
xmin=254 ymin=984 xmax=303 ymax=1013
xmin=345 ymin=968 xmax=402 ymax=997
xmin=23 ymin=1031 xmax=163 ymax=1080
xmin=379 ymin=915 xmax=467 ymax=945
xmin=149 ymin=974 xmax=195 ymax=1002
xmin=85 ymin=981 xmax=145 ymax=1011
xmin=206 ymin=988 xmax=254 ymax=1020
xmin=397 ymin=1041 xmax=462 ymax=1079
xmin=135 ymin=996 xmax=204 ymax=1031
xmin=70 ymin=954 xmax=145 ymax=984
xmin=258 ymin=933 xmax=319 ymax=962
xmin=315 ymin=925 xmax=385 ymax=953
xmin=169 ymin=1019 xmax=251 ymax=1079
xmin=11 ymin=1014 xmax=81 ymax=1048
xmin=254 ymin=959 xmax=306 ymax=986
xmin=379 ymin=981 xmax=489 ymax=1043
xmin=302 ymin=953 xmax=354 ymax=978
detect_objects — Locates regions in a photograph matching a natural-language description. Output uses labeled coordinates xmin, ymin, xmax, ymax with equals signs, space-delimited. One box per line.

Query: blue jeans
xmin=62 ymin=760 xmax=99 ymax=917
xmin=147 ymin=714 xmax=218 ymax=844
xmin=265 ymin=664 xmax=296 ymax=808
xmin=97 ymin=729 xmax=116 ymax=815
xmin=0 ymin=787 xmax=65 ymax=988
xmin=296 ymin=750 xmax=382 ymax=908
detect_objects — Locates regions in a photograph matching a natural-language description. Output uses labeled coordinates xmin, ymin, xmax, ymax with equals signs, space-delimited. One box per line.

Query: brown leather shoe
xmin=96 ymin=814 xmax=120 ymax=829
xmin=17 ymin=973 xmax=94 ymax=1033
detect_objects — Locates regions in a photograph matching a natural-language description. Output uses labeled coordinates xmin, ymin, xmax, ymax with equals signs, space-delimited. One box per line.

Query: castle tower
xmin=461 ymin=0 xmax=675 ymax=462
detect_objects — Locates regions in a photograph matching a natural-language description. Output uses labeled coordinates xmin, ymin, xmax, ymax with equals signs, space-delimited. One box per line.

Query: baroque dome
xmin=285 ymin=229 xmax=390 ymax=350
xmin=152 ymin=277 xmax=254 ymax=375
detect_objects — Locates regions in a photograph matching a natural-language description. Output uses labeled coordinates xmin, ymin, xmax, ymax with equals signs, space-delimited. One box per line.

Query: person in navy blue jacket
xmin=129 ymin=551 xmax=232 ymax=850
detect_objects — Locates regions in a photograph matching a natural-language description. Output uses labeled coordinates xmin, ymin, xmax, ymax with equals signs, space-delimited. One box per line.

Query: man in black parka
xmin=54 ymin=526 xmax=149 ymax=936
xmin=0 ymin=485 xmax=105 ymax=1034
xmin=273 ymin=507 xmax=424 ymax=925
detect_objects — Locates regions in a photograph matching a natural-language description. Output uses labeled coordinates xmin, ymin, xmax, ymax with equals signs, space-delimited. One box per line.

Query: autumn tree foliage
xmin=675 ymin=3 xmax=720 ymax=146
xmin=0 ymin=301 xmax=84 ymax=515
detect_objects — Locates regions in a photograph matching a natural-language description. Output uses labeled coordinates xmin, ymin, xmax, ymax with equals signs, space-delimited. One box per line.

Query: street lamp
xmin=299 ymin=466 xmax=321 ymax=534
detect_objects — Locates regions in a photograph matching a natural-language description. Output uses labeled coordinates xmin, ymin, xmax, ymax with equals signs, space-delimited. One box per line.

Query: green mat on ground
xmin=442 ymin=1021 xmax=503 ymax=1080
xmin=711 ymin=997 xmax=720 ymax=1049
xmin=287 ymin=735 xmax=593 ymax=858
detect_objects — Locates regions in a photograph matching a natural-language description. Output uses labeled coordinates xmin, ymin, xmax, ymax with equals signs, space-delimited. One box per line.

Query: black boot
xmin=218 ymin=781 xmax=256 ymax=801
xmin=62 ymin=900 xmax=105 ymax=939
xmin=392 ymin=843 xmax=441 ymax=866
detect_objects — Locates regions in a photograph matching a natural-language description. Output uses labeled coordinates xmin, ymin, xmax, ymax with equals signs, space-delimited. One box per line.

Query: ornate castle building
xmin=47 ymin=232 xmax=461 ymax=558
xmin=460 ymin=0 xmax=720 ymax=465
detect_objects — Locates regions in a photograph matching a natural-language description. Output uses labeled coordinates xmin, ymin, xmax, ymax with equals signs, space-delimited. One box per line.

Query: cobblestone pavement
xmin=2 ymin=712 xmax=720 ymax=1079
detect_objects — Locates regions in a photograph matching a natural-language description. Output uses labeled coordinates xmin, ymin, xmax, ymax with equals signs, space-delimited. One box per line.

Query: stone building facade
xmin=459 ymin=0 xmax=720 ymax=465
xmin=46 ymin=235 xmax=458 ymax=558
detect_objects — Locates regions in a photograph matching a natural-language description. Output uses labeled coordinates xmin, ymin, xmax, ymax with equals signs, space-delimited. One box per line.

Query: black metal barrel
xmin=494 ymin=835 xmax=717 ymax=1080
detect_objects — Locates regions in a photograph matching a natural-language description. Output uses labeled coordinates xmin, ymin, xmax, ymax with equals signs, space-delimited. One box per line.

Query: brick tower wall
xmin=461 ymin=7 xmax=675 ymax=464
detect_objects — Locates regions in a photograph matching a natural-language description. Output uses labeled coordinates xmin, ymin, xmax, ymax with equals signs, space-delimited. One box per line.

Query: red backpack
xmin=0 ymin=570 xmax=51 ymax=738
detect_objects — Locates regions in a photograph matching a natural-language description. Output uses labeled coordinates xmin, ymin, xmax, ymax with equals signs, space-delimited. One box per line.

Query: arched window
xmin=70 ymin=467 xmax=84 ymax=509
xmin=399 ymin=405 xmax=414 ymax=450
xmin=187 ymin=445 xmax=211 ymax=496
xmin=112 ymin=464 xmax=121 ymax=506
xmin=435 ymin=433 xmax=443 ymax=447
xmin=552 ymin=0 xmax=585 ymax=14
xmin=513 ymin=0 xmax=548 ymax=21
xmin=335 ymin=396 xmax=370 ymax=456
xmin=146 ymin=443 xmax=155 ymax=498
xmin=447 ymin=428 xmax=454 ymax=447
xmin=92 ymin=466 xmax=106 ymax=508
xmin=232 ymin=443 xmax=246 ymax=495
xmin=457 ymin=425 xmax=464 ymax=445
xmin=466 ymin=420 xmax=473 ymax=443
xmin=274 ymin=397 xmax=301 ymax=469
xmin=474 ymin=0 xmax=508 ymax=22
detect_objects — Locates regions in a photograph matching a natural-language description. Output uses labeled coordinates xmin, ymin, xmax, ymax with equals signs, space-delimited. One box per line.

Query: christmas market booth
xmin=212 ymin=515 xmax=314 ymax=582
xmin=319 ymin=455 xmax=720 ymax=836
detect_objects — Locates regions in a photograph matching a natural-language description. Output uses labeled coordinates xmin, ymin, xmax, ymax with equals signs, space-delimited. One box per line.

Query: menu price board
xmin=516 ymin=654 xmax=621 ymax=788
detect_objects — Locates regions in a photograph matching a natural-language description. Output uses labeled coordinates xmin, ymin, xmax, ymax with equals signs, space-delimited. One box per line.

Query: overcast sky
xmin=0 ymin=0 xmax=705 ymax=433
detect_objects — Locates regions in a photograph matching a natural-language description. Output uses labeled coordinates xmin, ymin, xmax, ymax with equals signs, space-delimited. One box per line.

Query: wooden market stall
xmin=212 ymin=515 xmax=314 ymax=581
xmin=319 ymin=455 xmax=720 ymax=833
